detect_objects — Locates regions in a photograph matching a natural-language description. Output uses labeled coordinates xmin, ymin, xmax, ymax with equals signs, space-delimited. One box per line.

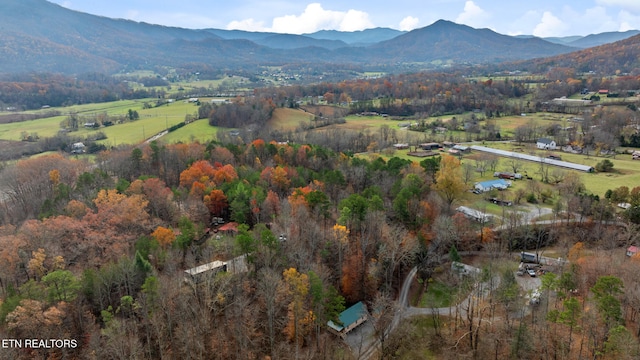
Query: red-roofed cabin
xmin=627 ymin=245 xmax=638 ymax=257
xmin=218 ymin=222 xmax=239 ymax=234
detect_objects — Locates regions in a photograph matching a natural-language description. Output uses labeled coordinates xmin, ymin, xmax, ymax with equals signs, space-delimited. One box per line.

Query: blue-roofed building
xmin=327 ymin=301 xmax=369 ymax=338
xmin=474 ymin=179 xmax=511 ymax=193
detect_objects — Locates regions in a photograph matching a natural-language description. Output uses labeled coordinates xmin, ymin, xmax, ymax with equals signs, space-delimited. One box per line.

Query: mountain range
xmin=0 ymin=0 xmax=638 ymax=75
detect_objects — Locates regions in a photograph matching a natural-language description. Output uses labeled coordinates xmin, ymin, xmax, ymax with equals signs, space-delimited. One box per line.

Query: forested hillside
xmin=2 ymin=40 xmax=640 ymax=357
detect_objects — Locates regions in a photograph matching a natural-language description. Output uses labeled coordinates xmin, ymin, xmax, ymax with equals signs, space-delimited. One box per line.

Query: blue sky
xmin=49 ymin=0 xmax=640 ymax=36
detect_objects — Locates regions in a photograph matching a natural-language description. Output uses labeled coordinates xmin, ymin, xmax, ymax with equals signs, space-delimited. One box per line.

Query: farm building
xmin=551 ymin=97 xmax=591 ymax=106
xmin=456 ymin=206 xmax=492 ymax=223
xmin=452 ymin=144 xmax=470 ymax=153
xmin=536 ymin=138 xmax=557 ymax=150
xmin=474 ymin=179 xmax=511 ymax=192
xmin=327 ymin=301 xmax=369 ymax=339
xmin=469 ymin=145 xmax=595 ymax=172
xmin=184 ymin=260 xmax=227 ymax=284
xmin=420 ymin=142 xmax=440 ymax=150
xmin=393 ymin=143 xmax=409 ymax=150
xmin=627 ymin=246 xmax=639 ymax=257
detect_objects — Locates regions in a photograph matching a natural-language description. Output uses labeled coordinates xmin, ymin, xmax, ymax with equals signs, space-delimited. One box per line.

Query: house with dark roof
xmin=536 ymin=138 xmax=556 ymax=150
xmin=327 ymin=301 xmax=368 ymax=339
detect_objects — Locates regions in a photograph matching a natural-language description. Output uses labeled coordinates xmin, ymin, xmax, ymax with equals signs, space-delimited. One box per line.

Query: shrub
xmin=595 ymin=159 xmax=614 ymax=173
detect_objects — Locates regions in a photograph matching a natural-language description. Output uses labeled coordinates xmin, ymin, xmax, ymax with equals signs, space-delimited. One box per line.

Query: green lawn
xmin=418 ymin=281 xmax=455 ymax=308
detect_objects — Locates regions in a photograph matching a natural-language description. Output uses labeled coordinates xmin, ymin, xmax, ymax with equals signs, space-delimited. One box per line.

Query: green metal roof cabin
xmin=327 ymin=301 xmax=368 ymax=338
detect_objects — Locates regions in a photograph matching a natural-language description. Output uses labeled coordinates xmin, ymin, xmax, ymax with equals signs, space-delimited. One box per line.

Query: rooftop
xmin=327 ymin=301 xmax=367 ymax=332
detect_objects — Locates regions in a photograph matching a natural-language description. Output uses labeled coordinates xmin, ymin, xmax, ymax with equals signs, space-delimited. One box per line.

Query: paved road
xmin=355 ymin=267 xmax=499 ymax=360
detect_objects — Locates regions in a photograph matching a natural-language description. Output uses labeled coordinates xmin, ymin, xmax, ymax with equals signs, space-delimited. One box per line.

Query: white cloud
xmin=596 ymin=0 xmax=640 ymax=13
xmin=533 ymin=11 xmax=569 ymax=37
xmin=617 ymin=10 xmax=640 ymax=31
xmin=455 ymin=1 xmax=490 ymax=28
xmin=226 ymin=18 xmax=267 ymax=32
xmin=125 ymin=10 xmax=140 ymax=20
xmin=399 ymin=16 xmax=420 ymax=31
xmin=228 ymin=3 xmax=374 ymax=34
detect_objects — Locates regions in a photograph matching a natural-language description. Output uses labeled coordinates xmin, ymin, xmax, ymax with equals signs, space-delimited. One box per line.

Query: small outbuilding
xmin=184 ymin=260 xmax=228 ymax=284
xmin=456 ymin=206 xmax=493 ymax=223
xmin=451 ymin=261 xmax=481 ymax=276
xmin=626 ymin=246 xmax=639 ymax=257
xmin=71 ymin=142 xmax=86 ymax=154
xmin=327 ymin=301 xmax=369 ymax=339
xmin=420 ymin=142 xmax=440 ymax=151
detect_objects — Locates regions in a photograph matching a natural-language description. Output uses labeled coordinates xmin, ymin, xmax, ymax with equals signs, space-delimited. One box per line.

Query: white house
xmin=536 ymin=138 xmax=556 ymax=150
xmin=71 ymin=142 xmax=86 ymax=154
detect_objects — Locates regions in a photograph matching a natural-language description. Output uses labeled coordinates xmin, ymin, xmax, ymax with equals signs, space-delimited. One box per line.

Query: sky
xmin=49 ymin=0 xmax=640 ymax=37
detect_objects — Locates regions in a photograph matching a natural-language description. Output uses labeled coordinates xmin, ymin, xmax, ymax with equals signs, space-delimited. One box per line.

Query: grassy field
xmin=159 ymin=118 xmax=220 ymax=144
xmin=267 ymin=108 xmax=315 ymax=130
xmin=0 ymin=99 xmax=202 ymax=145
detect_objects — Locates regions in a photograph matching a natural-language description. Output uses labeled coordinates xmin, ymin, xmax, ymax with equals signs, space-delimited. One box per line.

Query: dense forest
xmin=0 ymin=131 xmax=639 ymax=358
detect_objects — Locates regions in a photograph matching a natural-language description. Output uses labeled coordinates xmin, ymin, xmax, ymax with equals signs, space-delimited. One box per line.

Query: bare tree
xmin=462 ymin=163 xmax=476 ymax=186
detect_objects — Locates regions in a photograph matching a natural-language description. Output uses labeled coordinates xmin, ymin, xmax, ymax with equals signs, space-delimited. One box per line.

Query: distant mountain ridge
xmin=367 ymin=20 xmax=575 ymax=64
xmin=510 ymin=33 xmax=640 ymax=75
xmin=0 ymin=0 xmax=637 ymax=75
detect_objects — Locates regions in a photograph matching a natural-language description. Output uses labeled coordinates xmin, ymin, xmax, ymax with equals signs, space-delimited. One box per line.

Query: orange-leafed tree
xmin=271 ymin=166 xmax=292 ymax=194
xmin=28 ymin=248 xmax=47 ymax=280
xmin=481 ymin=226 xmax=495 ymax=244
xmin=179 ymin=160 xmax=216 ymax=189
xmin=204 ymin=189 xmax=228 ymax=217
xmin=213 ymin=164 xmax=238 ymax=184
xmin=434 ymin=154 xmax=465 ymax=207
xmin=282 ymin=268 xmax=312 ymax=348
xmin=341 ymin=249 xmax=364 ymax=303
xmin=568 ymin=242 xmax=584 ymax=263
xmin=6 ymin=299 xmax=65 ymax=339
xmin=91 ymin=189 xmax=150 ymax=234
xmin=64 ymin=200 xmax=89 ymax=219
xmin=152 ymin=226 xmax=176 ymax=249
xmin=287 ymin=186 xmax=313 ymax=216
xmin=0 ymin=230 xmax=27 ymax=284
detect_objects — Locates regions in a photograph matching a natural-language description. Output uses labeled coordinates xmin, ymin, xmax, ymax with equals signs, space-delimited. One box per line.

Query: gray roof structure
xmin=470 ymin=145 xmax=594 ymax=172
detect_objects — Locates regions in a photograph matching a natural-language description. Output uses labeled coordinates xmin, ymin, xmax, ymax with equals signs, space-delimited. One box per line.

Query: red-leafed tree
xmin=213 ymin=164 xmax=238 ymax=184
xmin=204 ymin=189 xmax=228 ymax=217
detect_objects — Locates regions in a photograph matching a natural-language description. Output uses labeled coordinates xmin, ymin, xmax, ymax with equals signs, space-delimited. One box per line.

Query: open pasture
xmin=267 ymin=108 xmax=314 ymax=130
xmin=0 ymin=98 xmax=201 ymax=145
xmin=158 ymin=119 xmax=220 ymax=144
